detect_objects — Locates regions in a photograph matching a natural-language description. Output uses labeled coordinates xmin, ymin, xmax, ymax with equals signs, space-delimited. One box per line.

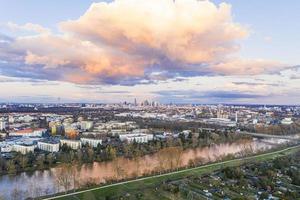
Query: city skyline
xmin=0 ymin=0 xmax=299 ymax=104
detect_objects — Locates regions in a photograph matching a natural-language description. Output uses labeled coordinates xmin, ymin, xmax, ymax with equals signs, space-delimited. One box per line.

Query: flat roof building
xmin=9 ymin=128 xmax=46 ymax=137
xmin=12 ymin=144 xmax=35 ymax=154
xmin=37 ymin=140 xmax=60 ymax=152
xmin=119 ymin=133 xmax=153 ymax=143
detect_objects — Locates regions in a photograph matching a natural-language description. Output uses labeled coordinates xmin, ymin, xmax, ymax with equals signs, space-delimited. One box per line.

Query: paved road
xmin=238 ymin=131 xmax=299 ymax=140
xmin=44 ymin=145 xmax=300 ymax=200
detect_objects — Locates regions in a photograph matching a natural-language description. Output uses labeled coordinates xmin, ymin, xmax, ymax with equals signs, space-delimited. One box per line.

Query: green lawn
xmin=49 ymin=145 xmax=300 ymax=200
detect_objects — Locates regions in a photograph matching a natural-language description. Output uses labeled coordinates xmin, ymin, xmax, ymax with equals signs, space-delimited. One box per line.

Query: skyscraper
xmin=134 ymin=98 xmax=137 ymax=106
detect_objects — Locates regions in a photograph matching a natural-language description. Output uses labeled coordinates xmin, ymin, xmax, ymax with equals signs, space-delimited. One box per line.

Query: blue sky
xmin=0 ymin=0 xmax=299 ymax=104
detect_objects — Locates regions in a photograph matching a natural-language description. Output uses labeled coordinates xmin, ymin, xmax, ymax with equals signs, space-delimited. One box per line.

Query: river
xmin=0 ymin=138 xmax=294 ymax=199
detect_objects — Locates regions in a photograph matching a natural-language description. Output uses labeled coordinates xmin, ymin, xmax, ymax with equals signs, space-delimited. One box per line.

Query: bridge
xmin=237 ymin=131 xmax=300 ymax=140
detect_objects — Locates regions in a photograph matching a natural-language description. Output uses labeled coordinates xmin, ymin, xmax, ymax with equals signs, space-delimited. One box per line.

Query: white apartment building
xmin=0 ymin=121 xmax=7 ymax=131
xmin=205 ymin=118 xmax=237 ymax=127
xmin=82 ymin=131 xmax=108 ymax=137
xmin=119 ymin=133 xmax=153 ymax=143
xmin=80 ymin=137 xmax=102 ymax=148
xmin=9 ymin=128 xmax=46 ymax=137
xmin=0 ymin=132 xmax=6 ymax=138
xmin=132 ymin=129 xmax=150 ymax=134
xmin=0 ymin=145 xmax=12 ymax=153
xmin=12 ymin=144 xmax=35 ymax=154
xmin=110 ymin=129 xmax=128 ymax=136
xmin=281 ymin=118 xmax=293 ymax=125
xmin=60 ymin=139 xmax=82 ymax=150
xmin=37 ymin=141 xmax=60 ymax=152
xmin=80 ymin=121 xmax=94 ymax=131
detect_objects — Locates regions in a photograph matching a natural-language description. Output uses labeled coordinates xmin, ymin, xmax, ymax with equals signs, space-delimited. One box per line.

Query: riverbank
xmin=45 ymin=144 xmax=300 ymax=200
xmin=0 ymin=133 xmax=251 ymax=176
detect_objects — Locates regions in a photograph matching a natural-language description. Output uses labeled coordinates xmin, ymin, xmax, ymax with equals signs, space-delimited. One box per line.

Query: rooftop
xmin=12 ymin=128 xmax=46 ymax=134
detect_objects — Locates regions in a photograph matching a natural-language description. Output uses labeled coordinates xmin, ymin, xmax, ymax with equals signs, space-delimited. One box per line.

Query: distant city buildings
xmin=0 ymin=103 xmax=299 ymax=156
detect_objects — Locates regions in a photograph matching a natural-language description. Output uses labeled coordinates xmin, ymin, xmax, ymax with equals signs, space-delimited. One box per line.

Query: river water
xmin=0 ymin=138 xmax=293 ymax=199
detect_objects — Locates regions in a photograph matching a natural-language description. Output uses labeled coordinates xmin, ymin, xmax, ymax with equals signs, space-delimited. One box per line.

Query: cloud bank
xmin=0 ymin=0 xmax=286 ymax=85
xmin=154 ymin=89 xmax=270 ymax=104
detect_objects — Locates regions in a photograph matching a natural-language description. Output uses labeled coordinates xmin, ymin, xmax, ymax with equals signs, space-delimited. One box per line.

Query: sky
xmin=0 ymin=0 xmax=299 ymax=104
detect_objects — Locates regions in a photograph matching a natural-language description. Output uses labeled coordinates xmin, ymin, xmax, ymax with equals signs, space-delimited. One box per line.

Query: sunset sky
xmin=0 ymin=0 xmax=299 ymax=104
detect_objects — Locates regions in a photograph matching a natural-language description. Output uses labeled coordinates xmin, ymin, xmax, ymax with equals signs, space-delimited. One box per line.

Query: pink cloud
xmin=61 ymin=0 xmax=247 ymax=64
xmin=1 ymin=0 xmax=286 ymax=85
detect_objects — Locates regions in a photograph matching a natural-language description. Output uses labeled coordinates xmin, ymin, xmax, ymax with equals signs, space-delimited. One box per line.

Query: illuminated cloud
xmin=211 ymin=58 xmax=285 ymax=75
xmin=0 ymin=0 xmax=287 ymax=85
xmin=61 ymin=0 xmax=247 ymax=64
xmin=7 ymin=22 xmax=51 ymax=34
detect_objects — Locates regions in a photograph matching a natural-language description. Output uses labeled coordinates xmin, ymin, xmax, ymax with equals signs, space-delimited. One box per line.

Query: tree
xmin=95 ymin=143 xmax=102 ymax=155
xmin=20 ymin=155 xmax=28 ymax=169
xmin=172 ymin=147 xmax=183 ymax=170
xmin=157 ymin=147 xmax=183 ymax=171
xmin=7 ymin=160 xmax=16 ymax=174
xmin=66 ymin=129 xmax=78 ymax=139
xmin=123 ymin=143 xmax=133 ymax=158
xmin=87 ymin=147 xmax=95 ymax=162
xmin=191 ymin=135 xmax=198 ymax=148
xmin=259 ymin=192 xmax=269 ymax=200
xmin=76 ymin=149 xmax=83 ymax=164
xmin=133 ymin=151 xmax=142 ymax=177
xmin=27 ymin=152 xmax=35 ymax=167
xmin=0 ymin=156 xmax=5 ymax=174
xmin=55 ymin=164 xmax=74 ymax=193
xmin=61 ymin=143 xmax=71 ymax=152
xmin=46 ymin=153 xmax=55 ymax=166
xmin=112 ymin=159 xmax=125 ymax=179
xmin=106 ymin=146 xmax=117 ymax=161
xmin=36 ymin=154 xmax=45 ymax=169
xmin=157 ymin=149 xmax=167 ymax=172
xmin=223 ymin=167 xmax=244 ymax=180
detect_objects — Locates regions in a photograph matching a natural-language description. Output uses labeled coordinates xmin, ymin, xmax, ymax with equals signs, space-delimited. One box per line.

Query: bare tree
xmin=112 ymin=159 xmax=125 ymax=180
xmin=133 ymin=150 xmax=142 ymax=177
xmin=55 ymin=164 xmax=74 ymax=193
xmin=172 ymin=147 xmax=183 ymax=170
xmin=156 ymin=147 xmax=183 ymax=172
xmin=157 ymin=150 xmax=167 ymax=173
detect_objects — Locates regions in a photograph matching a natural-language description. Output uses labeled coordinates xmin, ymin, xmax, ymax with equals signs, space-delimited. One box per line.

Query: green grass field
xmin=48 ymin=145 xmax=300 ymax=200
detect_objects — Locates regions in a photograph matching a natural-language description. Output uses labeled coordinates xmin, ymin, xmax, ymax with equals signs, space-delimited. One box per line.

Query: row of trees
xmin=0 ymin=144 xmax=117 ymax=175
xmin=253 ymin=119 xmax=300 ymax=135
xmin=0 ymin=129 xmax=247 ymax=175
